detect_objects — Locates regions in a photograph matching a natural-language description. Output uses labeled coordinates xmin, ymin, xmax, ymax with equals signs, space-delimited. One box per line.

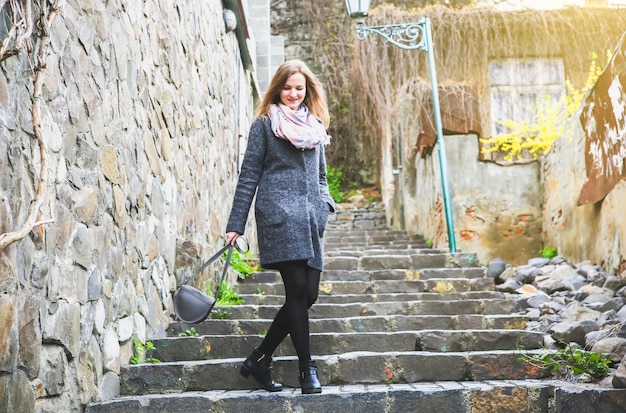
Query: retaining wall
xmin=0 ymin=1 xmax=255 ymax=411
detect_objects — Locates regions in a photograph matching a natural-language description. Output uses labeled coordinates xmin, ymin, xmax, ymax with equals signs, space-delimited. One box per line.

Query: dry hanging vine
xmin=276 ymin=1 xmax=626 ymax=184
xmin=0 ymin=0 xmax=63 ymax=251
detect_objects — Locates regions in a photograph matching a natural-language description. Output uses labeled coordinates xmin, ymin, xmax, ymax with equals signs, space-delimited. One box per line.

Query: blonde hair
xmin=256 ymin=59 xmax=330 ymax=128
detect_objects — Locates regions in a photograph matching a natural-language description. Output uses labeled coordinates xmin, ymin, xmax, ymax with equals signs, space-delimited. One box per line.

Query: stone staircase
xmin=85 ymin=203 xmax=626 ymax=413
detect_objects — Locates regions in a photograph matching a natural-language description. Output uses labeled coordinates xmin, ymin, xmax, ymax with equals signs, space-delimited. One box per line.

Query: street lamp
xmin=344 ymin=0 xmax=457 ymax=253
xmin=345 ymin=0 xmax=371 ymax=19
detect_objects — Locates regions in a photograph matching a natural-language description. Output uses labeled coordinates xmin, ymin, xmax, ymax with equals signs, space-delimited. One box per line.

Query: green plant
xmin=217 ymin=281 xmax=243 ymax=306
xmin=205 ymin=281 xmax=243 ymax=306
xmin=226 ymin=248 xmax=258 ymax=278
xmin=212 ymin=309 xmax=232 ymax=320
xmin=256 ymin=288 xmax=266 ymax=296
xmin=326 ymin=166 xmax=347 ymax=203
xmin=519 ymin=345 xmax=611 ymax=380
xmin=540 ymin=247 xmax=558 ymax=259
xmin=178 ymin=327 xmax=199 ymax=337
xmin=129 ymin=339 xmax=161 ymax=364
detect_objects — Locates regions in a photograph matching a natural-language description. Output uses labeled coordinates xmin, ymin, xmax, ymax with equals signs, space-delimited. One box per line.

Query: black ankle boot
xmin=299 ymin=360 xmax=322 ymax=394
xmin=240 ymin=347 xmax=283 ymax=392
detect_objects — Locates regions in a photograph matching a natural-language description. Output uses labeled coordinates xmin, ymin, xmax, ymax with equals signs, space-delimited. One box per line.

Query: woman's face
xmin=280 ymin=72 xmax=306 ymax=110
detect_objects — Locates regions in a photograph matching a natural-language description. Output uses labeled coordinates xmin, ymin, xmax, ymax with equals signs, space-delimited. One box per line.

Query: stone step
xmin=240 ymin=290 xmax=505 ymax=305
xmin=167 ymin=314 xmax=529 ymax=336
xmin=211 ymin=298 xmax=516 ymax=320
xmin=325 ymin=241 xmax=430 ymax=250
xmin=242 ymin=267 xmax=486 ymax=284
xmin=414 ymin=329 xmax=544 ymax=352
xmin=146 ymin=330 xmax=543 ymax=361
xmin=236 ymin=278 xmax=495 ymax=295
xmin=117 ymin=350 xmax=551 ymax=396
xmin=324 ymin=233 xmax=411 ymax=242
xmin=325 ymin=230 xmax=410 ymax=240
xmin=325 ymin=248 xmax=443 ymax=257
xmin=327 ymin=236 xmax=412 ymax=245
xmin=85 ymin=380 xmax=626 ymax=413
xmin=323 ymin=254 xmax=481 ymax=272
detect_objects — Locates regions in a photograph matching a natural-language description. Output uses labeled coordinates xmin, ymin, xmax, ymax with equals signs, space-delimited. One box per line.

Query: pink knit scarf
xmin=270 ymin=104 xmax=330 ymax=150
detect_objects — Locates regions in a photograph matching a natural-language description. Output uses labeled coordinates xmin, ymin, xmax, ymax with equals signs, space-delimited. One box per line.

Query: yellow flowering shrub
xmin=481 ymin=52 xmax=608 ymax=162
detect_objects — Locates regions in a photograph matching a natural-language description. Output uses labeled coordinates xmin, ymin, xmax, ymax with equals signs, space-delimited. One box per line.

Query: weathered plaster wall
xmin=542 ymin=123 xmax=625 ymax=272
xmin=542 ymin=33 xmax=626 ymax=274
xmin=395 ymin=134 xmax=543 ymax=266
xmin=0 ymin=1 xmax=255 ymax=412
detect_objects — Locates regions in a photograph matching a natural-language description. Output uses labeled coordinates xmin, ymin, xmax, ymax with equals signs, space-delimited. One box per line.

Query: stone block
xmin=117 ymin=316 xmax=135 ymax=343
xmin=389 ymin=387 xmax=467 ymax=412
xmin=397 ymin=352 xmax=468 ymax=382
xmin=470 ymin=386 xmax=538 ymax=413
xmin=18 ymin=293 xmax=42 ymax=377
xmin=0 ymin=295 xmax=16 ymax=371
xmin=0 ymin=370 xmax=35 ymax=413
xmin=361 ymin=255 xmax=411 ymax=270
xmin=324 ymin=256 xmax=359 ymax=271
xmin=410 ymin=254 xmax=447 ymax=269
xmin=99 ymin=371 xmax=120 ymax=401
xmin=103 ymin=328 xmax=121 ymax=374
xmin=555 ymin=386 xmax=626 ymax=413
xmin=468 ymin=351 xmax=550 ymax=380
xmin=41 ymin=345 xmax=68 ymax=396
xmin=42 ymin=301 xmax=81 ymax=358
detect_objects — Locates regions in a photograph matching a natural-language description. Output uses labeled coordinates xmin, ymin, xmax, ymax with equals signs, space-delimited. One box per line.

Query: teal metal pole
xmin=350 ymin=16 xmax=457 ymax=252
xmin=423 ymin=18 xmax=457 ymax=252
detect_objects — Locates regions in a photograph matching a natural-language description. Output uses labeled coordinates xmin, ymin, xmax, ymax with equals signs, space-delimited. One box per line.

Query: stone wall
xmin=0 ymin=1 xmax=256 ymax=412
xmin=328 ymin=201 xmax=387 ymax=231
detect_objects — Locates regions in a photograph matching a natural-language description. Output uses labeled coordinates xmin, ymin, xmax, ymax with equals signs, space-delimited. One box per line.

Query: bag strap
xmin=180 ymin=239 xmax=244 ymax=300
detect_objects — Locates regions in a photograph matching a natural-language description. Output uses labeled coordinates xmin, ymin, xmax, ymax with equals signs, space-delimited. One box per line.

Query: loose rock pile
xmin=487 ymin=256 xmax=626 ymax=387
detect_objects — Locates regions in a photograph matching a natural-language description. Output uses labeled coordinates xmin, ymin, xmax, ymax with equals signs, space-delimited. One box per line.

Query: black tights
xmin=257 ymin=260 xmax=320 ymax=372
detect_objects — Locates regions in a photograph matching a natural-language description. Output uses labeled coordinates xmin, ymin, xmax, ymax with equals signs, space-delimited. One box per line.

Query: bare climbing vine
xmin=0 ymin=0 xmax=63 ymax=250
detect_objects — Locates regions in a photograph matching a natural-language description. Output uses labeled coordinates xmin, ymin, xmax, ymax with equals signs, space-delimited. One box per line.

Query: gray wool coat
xmin=226 ymin=117 xmax=336 ymax=271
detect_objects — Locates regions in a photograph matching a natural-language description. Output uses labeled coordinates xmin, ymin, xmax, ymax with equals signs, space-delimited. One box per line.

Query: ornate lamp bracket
xmin=354 ymin=18 xmax=429 ymax=51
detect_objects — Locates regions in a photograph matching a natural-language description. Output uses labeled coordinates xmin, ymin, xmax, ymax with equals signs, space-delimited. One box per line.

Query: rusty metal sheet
xmin=578 ymin=33 xmax=626 ymax=205
xmin=416 ymin=84 xmax=482 ymax=157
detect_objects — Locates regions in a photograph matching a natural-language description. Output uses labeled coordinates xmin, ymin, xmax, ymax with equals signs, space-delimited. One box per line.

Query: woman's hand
xmin=226 ymin=231 xmax=240 ymax=246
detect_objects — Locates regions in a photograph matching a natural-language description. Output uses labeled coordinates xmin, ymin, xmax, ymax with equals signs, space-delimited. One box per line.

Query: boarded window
xmin=489 ymin=58 xmax=565 ymax=135
xmin=608 ymin=0 xmax=626 ymax=8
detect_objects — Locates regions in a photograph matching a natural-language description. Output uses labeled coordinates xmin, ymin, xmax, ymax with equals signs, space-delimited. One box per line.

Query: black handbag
xmin=173 ymin=237 xmax=248 ymax=324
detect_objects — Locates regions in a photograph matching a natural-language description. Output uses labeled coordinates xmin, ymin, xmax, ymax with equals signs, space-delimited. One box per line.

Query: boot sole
xmin=240 ymin=365 xmax=283 ymax=392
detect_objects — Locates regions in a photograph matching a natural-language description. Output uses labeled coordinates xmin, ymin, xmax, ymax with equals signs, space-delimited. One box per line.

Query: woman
xmin=225 ymin=59 xmax=335 ymax=394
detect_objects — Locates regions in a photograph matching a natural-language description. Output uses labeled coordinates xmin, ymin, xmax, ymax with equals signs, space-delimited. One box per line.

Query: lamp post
xmin=344 ymin=0 xmax=457 ymax=253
